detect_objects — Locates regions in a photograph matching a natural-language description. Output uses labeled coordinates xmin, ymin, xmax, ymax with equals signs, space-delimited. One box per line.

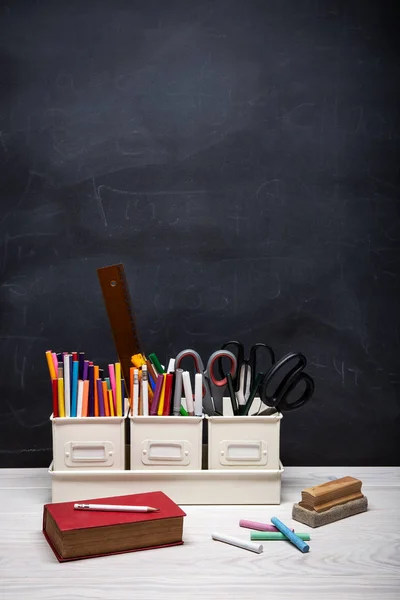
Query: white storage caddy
xmin=130 ymin=415 xmax=203 ymax=470
xmin=50 ymin=411 xmax=127 ymax=471
xmin=49 ymin=399 xmax=284 ymax=504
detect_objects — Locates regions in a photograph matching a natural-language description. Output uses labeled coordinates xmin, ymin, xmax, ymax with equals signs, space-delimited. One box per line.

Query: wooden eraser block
xmin=292 ymin=496 xmax=368 ymax=528
xmin=300 ymin=476 xmax=363 ymax=512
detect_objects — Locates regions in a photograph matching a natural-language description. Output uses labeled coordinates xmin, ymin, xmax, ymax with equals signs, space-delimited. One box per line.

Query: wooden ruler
xmin=97 ymin=264 xmax=143 ymax=391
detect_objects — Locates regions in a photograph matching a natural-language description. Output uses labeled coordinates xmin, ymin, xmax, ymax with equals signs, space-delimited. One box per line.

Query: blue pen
xmin=270 ymin=517 xmax=310 ymax=553
xmin=71 ymin=361 xmax=79 ymax=417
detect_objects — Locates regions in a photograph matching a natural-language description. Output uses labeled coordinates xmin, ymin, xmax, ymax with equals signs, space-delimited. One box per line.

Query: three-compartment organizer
xmin=49 ymin=398 xmax=284 ymax=504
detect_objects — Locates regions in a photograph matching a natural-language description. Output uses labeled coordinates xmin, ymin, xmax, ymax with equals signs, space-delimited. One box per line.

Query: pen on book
xmin=74 ymin=503 xmax=159 ymax=513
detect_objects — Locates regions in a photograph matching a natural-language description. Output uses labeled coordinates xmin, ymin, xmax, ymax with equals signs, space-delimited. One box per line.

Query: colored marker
xmin=97 ymin=378 xmax=105 ymax=417
xmin=182 ymin=371 xmax=194 ymax=415
xmin=63 ymin=354 xmax=71 ymax=417
xmin=149 ymin=352 xmax=164 ymax=374
xmin=71 ymin=361 xmax=79 ymax=417
xmin=173 ymin=368 xmax=183 ymax=416
xmin=109 ymin=363 xmax=117 ymax=413
xmin=150 ymin=375 xmax=164 ymax=415
xmin=194 ymin=373 xmax=203 ymax=416
xmin=157 ymin=375 xmax=166 ymax=416
xmin=270 ymin=517 xmax=310 ymax=553
xmin=211 ymin=532 xmax=263 ymax=554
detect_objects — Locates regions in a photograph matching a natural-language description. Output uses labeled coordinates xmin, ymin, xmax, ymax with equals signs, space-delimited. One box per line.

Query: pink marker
xmin=108 ymin=363 xmax=117 ymax=413
xmin=239 ymin=519 xmax=294 ymax=532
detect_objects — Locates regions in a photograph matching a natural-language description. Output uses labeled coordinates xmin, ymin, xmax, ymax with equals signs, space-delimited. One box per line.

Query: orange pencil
xmin=82 ymin=380 xmax=89 ymax=417
xmin=102 ymin=381 xmax=110 ymax=416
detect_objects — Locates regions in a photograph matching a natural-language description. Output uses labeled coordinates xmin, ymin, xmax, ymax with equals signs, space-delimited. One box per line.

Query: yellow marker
xmin=157 ymin=374 xmax=167 ymax=416
xmin=108 ymin=389 xmax=115 ymax=416
xmin=46 ymin=351 xmax=56 ymax=380
xmin=131 ymin=353 xmax=146 ymax=368
xmin=58 ymin=377 xmax=65 ymax=417
xmin=115 ymin=362 xmax=122 ymax=416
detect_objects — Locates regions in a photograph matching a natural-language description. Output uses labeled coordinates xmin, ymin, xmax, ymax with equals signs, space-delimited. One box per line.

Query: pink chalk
xmin=239 ymin=519 xmax=294 ymax=532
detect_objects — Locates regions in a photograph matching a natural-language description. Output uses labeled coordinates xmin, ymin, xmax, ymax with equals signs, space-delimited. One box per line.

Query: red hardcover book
xmin=43 ymin=491 xmax=186 ymax=562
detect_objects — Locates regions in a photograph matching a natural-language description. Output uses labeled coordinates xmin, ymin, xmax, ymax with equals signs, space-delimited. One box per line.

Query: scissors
xmin=175 ymin=348 xmax=237 ymax=415
xmin=219 ymin=341 xmax=275 ymax=411
xmin=243 ymin=352 xmax=314 ymax=415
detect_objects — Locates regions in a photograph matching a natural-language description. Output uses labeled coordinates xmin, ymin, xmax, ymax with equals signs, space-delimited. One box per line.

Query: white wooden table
xmin=1 ymin=467 xmax=399 ymax=599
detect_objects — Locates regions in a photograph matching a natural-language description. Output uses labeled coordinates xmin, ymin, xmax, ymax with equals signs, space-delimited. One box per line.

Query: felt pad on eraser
xmin=292 ymin=496 xmax=368 ymax=528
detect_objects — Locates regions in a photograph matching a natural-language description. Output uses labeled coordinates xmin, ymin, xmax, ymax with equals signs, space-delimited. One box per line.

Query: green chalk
xmin=251 ymin=531 xmax=311 ymax=541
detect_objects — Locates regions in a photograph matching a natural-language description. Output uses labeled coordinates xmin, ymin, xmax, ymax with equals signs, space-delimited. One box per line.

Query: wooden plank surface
xmin=1 ymin=467 xmax=399 ymax=600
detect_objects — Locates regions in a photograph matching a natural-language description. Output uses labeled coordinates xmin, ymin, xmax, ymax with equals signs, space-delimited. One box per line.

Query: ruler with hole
xmin=97 ymin=264 xmax=144 ymax=391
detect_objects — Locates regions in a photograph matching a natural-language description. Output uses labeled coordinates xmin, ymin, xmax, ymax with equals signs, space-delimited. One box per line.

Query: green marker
xmin=250 ymin=531 xmax=310 ymax=541
xmin=149 ymin=353 xmax=165 ymax=375
xmin=180 ymin=405 xmax=189 ymax=416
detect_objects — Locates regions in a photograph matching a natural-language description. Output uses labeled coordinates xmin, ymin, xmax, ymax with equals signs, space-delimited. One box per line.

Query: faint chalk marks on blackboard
xmin=92 ymin=177 xmax=107 ymax=227
xmin=333 ymin=357 xmax=345 ymax=385
xmin=3 ymin=397 xmax=48 ymax=428
xmin=255 ymin=179 xmax=282 ymax=199
xmin=348 ymin=367 xmax=361 ymax=386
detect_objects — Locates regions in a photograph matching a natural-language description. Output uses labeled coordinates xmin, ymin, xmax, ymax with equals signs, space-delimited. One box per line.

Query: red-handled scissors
xmin=175 ymin=349 xmax=237 ymax=415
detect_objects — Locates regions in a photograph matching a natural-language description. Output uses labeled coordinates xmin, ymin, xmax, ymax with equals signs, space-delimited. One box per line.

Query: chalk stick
xmin=270 ymin=517 xmax=310 ymax=553
xmin=240 ymin=519 xmax=294 ymax=532
xmin=211 ymin=532 xmax=263 ymax=554
xmin=251 ymin=531 xmax=310 ymax=541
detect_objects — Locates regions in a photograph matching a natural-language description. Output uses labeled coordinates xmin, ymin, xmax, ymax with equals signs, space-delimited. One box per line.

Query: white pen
xmin=74 ymin=503 xmax=159 ymax=513
xmin=133 ymin=369 xmax=139 ymax=416
xmin=194 ymin=373 xmax=203 ymax=416
xmin=182 ymin=370 xmax=194 ymax=415
xmin=141 ymin=365 xmax=149 ymax=416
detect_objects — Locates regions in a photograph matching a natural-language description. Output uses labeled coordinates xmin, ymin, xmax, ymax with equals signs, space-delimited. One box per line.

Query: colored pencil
xmin=102 ymin=381 xmax=110 ymax=416
xmin=115 ymin=362 xmax=122 ymax=416
xmin=94 ymin=365 xmax=100 ymax=416
xmin=52 ymin=378 xmax=59 ymax=417
xmin=82 ymin=379 xmax=89 ymax=417
xmin=58 ymin=377 xmax=65 ymax=418
xmin=46 ymin=351 xmax=56 ymax=380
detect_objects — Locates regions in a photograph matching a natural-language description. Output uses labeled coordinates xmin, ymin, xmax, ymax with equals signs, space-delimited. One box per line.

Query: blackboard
xmin=1 ymin=0 xmax=399 ymax=468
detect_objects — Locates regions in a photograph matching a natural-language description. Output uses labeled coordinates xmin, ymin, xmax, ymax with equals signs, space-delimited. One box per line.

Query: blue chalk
xmin=270 ymin=517 xmax=310 ymax=553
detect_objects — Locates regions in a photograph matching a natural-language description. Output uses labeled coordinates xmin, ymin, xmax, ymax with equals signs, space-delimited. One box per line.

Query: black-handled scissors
xmin=219 ymin=341 xmax=275 ymax=412
xmin=257 ymin=352 xmax=314 ymax=413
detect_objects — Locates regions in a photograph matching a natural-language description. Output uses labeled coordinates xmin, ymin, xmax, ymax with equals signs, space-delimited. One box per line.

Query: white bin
xmin=206 ymin=409 xmax=282 ymax=470
xmin=51 ymin=411 xmax=127 ymax=471
xmin=130 ymin=415 xmax=203 ymax=470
